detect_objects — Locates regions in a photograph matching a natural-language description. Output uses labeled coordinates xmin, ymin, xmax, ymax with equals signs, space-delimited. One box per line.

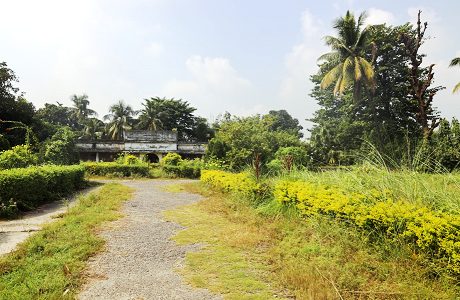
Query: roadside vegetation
xmin=0 ymin=183 xmax=133 ymax=299
xmin=0 ymin=5 xmax=459 ymax=300
xmin=166 ymin=181 xmax=458 ymax=299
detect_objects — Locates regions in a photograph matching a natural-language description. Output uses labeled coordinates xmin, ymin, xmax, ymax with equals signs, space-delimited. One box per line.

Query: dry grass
xmin=164 ymin=182 xmax=458 ymax=299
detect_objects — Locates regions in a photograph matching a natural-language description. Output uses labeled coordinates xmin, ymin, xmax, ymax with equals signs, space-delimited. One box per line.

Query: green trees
xmin=83 ymin=118 xmax=104 ymax=140
xmin=70 ymin=94 xmax=97 ymax=121
xmin=264 ymin=110 xmax=303 ymax=138
xmin=0 ymin=62 xmax=36 ymax=147
xmin=44 ymin=128 xmax=79 ymax=165
xmin=450 ymin=57 xmax=460 ymax=93
xmin=138 ymin=97 xmax=212 ymax=141
xmin=104 ymin=100 xmax=136 ymax=140
xmin=309 ymin=10 xmax=445 ymax=166
xmin=319 ymin=11 xmax=375 ymax=98
xmin=206 ymin=114 xmax=301 ymax=170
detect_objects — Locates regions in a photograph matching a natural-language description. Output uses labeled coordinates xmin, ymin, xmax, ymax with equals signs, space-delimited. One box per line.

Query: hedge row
xmin=0 ymin=165 xmax=85 ymax=213
xmin=200 ymin=170 xmax=460 ymax=277
xmin=81 ymin=162 xmax=150 ymax=177
xmin=200 ymin=170 xmax=263 ymax=195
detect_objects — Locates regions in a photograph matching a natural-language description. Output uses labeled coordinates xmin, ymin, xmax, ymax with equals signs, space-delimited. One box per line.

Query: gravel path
xmin=79 ymin=179 xmax=221 ymax=300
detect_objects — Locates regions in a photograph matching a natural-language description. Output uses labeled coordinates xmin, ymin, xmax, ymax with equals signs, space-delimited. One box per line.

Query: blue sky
xmin=1 ymin=0 xmax=459 ymax=134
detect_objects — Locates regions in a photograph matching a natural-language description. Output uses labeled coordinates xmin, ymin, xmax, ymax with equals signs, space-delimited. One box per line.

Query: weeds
xmin=0 ymin=183 xmax=133 ymax=299
xmin=165 ymin=182 xmax=458 ymax=299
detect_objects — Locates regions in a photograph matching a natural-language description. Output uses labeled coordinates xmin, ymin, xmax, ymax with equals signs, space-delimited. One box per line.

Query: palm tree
xmin=83 ymin=118 xmax=104 ymax=140
xmin=71 ymin=94 xmax=96 ymax=120
xmin=318 ymin=11 xmax=375 ymax=99
xmin=450 ymin=57 xmax=460 ymax=93
xmin=138 ymin=98 xmax=164 ymax=131
xmin=103 ymin=100 xmax=136 ymax=140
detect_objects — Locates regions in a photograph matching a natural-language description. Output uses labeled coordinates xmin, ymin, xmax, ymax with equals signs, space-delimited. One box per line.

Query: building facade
xmin=75 ymin=130 xmax=206 ymax=163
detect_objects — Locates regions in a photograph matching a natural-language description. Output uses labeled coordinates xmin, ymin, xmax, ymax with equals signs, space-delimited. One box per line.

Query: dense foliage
xmin=206 ymin=114 xmax=302 ymax=170
xmin=138 ymin=97 xmax=212 ymax=141
xmin=81 ymin=162 xmax=150 ymax=177
xmin=161 ymin=153 xmax=202 ymax=178
xmin=0 ymin=145 xmax=38 ymax=170
xmin=0 ymin=165 xmax=85 ymax=215
xmin=309 ymin=11 xmax=451 ymax=170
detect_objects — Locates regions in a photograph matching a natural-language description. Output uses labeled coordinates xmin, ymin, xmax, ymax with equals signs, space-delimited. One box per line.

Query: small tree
xmin=44 ymin=128 xmax=78 ymax=165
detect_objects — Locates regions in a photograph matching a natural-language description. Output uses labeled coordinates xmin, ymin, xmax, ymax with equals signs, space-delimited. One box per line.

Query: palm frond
xmin=333 ymin=74 xmax=343 ymax=96
xmin=339 ymin=57 xmax=354 ymax=94
xmin=454 ymin=82 xmax=460 ymax=93
xmin=320 ymin=63 xmax=343 ymax=89
xmin=359 ymin=57 xmax=375 ymax=81
xmin=317 ymin=52 xmax=340 ymax=63
xmin=354 ymin=57 xmax=362 ymax=80
xmin=450 ymin=57 xmax=460 ymax=67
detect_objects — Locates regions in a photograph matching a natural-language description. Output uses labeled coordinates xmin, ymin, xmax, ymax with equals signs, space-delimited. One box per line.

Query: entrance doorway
xmin=146 ymin=153 xmax=160 ymax=163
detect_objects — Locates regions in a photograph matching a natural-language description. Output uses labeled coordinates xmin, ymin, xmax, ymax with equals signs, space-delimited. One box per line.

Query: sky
xmin=1 ymin=0 xmax=459 ymax=135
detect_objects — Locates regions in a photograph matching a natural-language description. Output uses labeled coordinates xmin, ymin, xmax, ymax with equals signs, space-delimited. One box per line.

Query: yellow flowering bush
xmin=274 ymin=180 xmax=460 ymax=276
xmin=200 ymin=170 xmax=262 ymax=196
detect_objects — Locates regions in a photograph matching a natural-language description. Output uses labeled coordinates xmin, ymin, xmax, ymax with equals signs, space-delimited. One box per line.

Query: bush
xmin=161 ymin=153 xmax=182 ymax=166
xmin=266 ymin=159 xmax=282 ymax=174
xmin=81 ymin=162 xmax=150 ymax=177
xmin=0 ymin=165 xmax=85 ymax=214
xmin=200 ymin=170 xmax=263 ymax=196
xmin=44 ymin=128 xmax=79 ymax=165
xmin=201 ymin=170 xmax=460 ymax=278
xmin=273 ymin=180 xmax=460 ymax=277
xmin=163 ymin=159 xmax=202 ymax=178
xmin=0 ymin=145 xmax=38 ymax=170
xmin=116 ymin=153 xmax=144 ymax=165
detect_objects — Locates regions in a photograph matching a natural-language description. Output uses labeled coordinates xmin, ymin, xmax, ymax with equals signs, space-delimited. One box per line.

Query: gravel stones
xmin=79 ymin=180 xmax=221 ymax=300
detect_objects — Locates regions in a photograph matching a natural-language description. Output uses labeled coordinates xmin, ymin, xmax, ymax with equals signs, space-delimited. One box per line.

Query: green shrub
xmin=163 ymin=159 xmax=202 ymax=178
xmin=161 ymin=153 xmax=182 ymax=166
xmin=273 ymin=180 xmax=460 ymax=278
xmin=44 ymin=128 xmax=78 ymax=165
xmin=115 ymin=153 xmax=143 ymax=165
xmin=82 ymin=162 xmax=150 ymax=177
xmin=266 ymin=159 xmax=282 ymax=174
xmin=0 ymin=145 xmax=38 ymax=170
xmin=275 ymin=146 xmax=309 ymax=166
xmin=200 ymin=170 xmax=264 ymax=196
xmin=0 ymin=165 xmax=85 ymax=215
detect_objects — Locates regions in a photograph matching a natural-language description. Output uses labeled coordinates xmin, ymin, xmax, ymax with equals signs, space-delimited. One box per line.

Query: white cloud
xmin=279 ymin=10 xmax=326 ymax=132
xmin=162 ymin=56 xmax=254 ymax=118
xmin=144 ymin=42 xmax=164 ymax=57
xmin=365 ymin=8 xmax=395 ymax=25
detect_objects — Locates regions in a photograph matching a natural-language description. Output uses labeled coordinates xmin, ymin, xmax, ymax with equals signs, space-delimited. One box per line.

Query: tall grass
xmin=281 ymin=167 xmax=460 ymax=213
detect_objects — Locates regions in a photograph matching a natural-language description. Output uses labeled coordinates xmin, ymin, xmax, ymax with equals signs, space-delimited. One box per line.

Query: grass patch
xmin=0 ymin=183 xmax=133 ymax=299
xmin=164 ymin=182 xmax=458 ymax=299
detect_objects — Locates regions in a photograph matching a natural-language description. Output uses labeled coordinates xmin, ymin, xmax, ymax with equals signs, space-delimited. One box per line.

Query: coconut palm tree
xmin=450 ymin=57 xmax=460 ymax=93
xmin=138 ymin=98 xmax=164 ymax=131
xmin=83 ymin=118 xmax=104 ymax=140
xmin=103 ymin=100 xmax=136 ymax=140
xmin=318 ymin=11 xmax=375 ymax=99
xmin=71 ymin=94 xmax=96 ymax=121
